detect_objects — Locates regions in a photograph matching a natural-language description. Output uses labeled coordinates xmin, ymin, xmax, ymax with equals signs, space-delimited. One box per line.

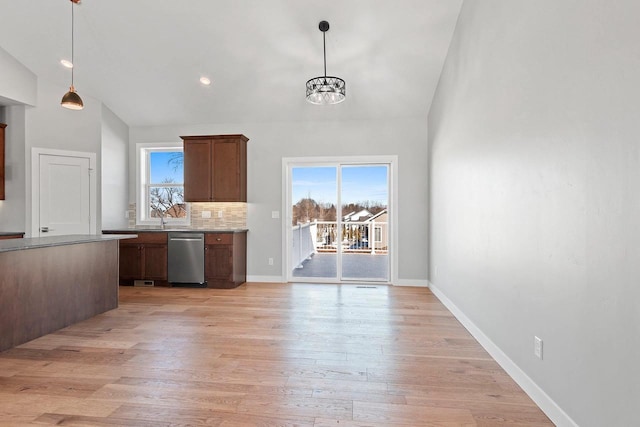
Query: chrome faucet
xmin=160 ymin=212 xmax=166 ymax=229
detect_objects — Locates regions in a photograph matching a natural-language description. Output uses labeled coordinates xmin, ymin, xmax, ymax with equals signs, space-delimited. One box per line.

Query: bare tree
xmin=150 ymin=178 xmax=186 ymax=218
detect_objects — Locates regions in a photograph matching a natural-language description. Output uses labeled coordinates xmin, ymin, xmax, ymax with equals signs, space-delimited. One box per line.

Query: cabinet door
xmin=183 ymin=139 xmax=212 ymax=201
xmin=205 ymin=245 xmax=233 ymax=283
xmin=143 ymin=244 xmax=168 ymax=280
xmin=119 ymin=244 xmax=142 ymax=279
xmin=212 ymin=139 xmax=242 ymax=201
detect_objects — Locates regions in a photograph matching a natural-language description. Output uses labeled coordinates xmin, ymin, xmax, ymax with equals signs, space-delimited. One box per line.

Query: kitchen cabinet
xmin=0 ymin=123 xmax=6 ymax=200
xmin=182 ymin=134 xmax=248 ymax=202
xmin=205 ymin=232 xmax=246 ymax=288
xmin=117 ymin=232 xmax=168 ymax=285
xmin=104 ymin=230 xmax=246 ymax=288
xmin=0 ymin=233 xmax=24 ymax=240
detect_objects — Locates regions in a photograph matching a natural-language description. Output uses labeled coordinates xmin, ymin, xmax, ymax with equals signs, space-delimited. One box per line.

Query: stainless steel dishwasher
xmin=168 ymin=232 xmax=205 ymax=286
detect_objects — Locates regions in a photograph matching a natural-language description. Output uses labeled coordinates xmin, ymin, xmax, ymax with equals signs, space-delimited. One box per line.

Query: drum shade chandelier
xmin=61 ymin=0 xmax=84 ymax=110
xmin=306 ymin=21 xmax=346 ymax=105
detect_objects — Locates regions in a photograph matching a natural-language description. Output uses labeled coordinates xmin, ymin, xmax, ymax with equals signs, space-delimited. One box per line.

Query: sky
xmin=150 ymin=151 xmax=183 ymax=183
xmin=292 ymin=165 xmax=388 ymax=206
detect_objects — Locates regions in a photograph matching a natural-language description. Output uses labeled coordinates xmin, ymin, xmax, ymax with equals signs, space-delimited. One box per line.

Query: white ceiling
xmin=0 ymin=0 xmax=462 ymax=127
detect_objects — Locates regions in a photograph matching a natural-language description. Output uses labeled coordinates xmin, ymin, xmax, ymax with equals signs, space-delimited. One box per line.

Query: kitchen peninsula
xmin=0 ymin=234 xmax=135 ymax=352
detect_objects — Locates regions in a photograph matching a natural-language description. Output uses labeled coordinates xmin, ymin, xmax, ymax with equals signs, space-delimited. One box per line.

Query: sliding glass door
xmin=288 ymin=161 xmax=390 ymax=283
xmin=340 ymin=165 xmax=389 ymax=281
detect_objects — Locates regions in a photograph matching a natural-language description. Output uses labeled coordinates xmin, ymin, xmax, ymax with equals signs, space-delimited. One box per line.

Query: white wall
xmin=0 ymin=46 xmax=36 ymax=106
xmin=428 ymin=1 xmax=640 ymax=426
xmin=101 ymin=106 xmax=129 ymax=229
xmin=130 ymin=118 xmax=429 ymax=284
xmin=24 ymin=79 xmax=103 ymax=235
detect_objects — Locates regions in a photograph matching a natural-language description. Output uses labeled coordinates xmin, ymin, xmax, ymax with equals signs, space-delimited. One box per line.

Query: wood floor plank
xmin=353 ymin=400 xmax=476 ymax=425
xmin=0 ymin=283 xmax=553 ymax=426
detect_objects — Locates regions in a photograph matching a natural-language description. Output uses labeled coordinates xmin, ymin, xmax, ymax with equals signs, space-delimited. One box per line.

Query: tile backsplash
xmin=127 ymin=202 xmax=247 ymax=229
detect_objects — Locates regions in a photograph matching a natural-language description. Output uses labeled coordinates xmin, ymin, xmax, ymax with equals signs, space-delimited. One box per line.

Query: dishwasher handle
xmin=169 ymin=237 xmax=204 ymax=242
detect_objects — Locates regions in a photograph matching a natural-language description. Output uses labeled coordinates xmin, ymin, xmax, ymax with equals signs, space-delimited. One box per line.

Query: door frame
xmin=282 ymin=155 xmax=398 ymax=284
xmin=31 ymin=147 xmax=97 ymax=237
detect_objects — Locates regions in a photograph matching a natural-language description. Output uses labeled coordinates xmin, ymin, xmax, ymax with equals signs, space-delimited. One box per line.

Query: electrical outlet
xmin=201 ymin=210 xmax=212 ymax=218
xmin=268 ymin=258 xmax=274 ymax=266
xmin=271 ymin=211 xmax=280 ymax=219
xmin=217 ymin=210 xmax=223 ymax=218
xmin=534 ymin=336 xmax=543 ymax=360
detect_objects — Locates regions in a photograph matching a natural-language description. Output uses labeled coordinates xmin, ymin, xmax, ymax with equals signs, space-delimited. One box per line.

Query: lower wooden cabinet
xmin=117 ymin=232 xmax=168 ymax=285
xmin=106 ymin=230 xmax=246 ymax=288
xmin=0 ymin=233 xmax=24 ymax=240
xmin=205 ymin=232 xmax=246 ymax=288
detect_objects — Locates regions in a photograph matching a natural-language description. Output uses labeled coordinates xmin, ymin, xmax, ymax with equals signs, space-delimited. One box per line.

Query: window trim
xmin=136 ymin=143 xmax=190 ymax=226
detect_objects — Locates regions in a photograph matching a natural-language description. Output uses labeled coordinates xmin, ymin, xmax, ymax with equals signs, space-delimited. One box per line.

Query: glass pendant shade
xmin=61 ymin=86 xmax=84 ymax=110
xmin=306 ymin=76 xmax=346 ymax=105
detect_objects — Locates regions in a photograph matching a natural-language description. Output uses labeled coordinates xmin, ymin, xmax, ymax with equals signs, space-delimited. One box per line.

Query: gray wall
xmin=0 ymin=46 xmax=36 ymax=106
xmin=428 ymin=1 xmax=640 ymax=426
xmin=24 ymin=79 xmax=104 ymax=235
xmin=130 ymin=118 xmax=429 ymax=284
xmin=101 ymin=106 xmax=129 ymax=229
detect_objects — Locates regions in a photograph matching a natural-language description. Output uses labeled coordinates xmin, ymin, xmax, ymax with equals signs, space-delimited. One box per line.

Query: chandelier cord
xmin=71 ymin=0 xmax=75 ymax=87
xmin=323 ymin=30 xmax=327 ymax=78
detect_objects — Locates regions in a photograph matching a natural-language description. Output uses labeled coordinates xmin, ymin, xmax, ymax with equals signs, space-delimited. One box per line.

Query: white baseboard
xmin=245 ymin=277 xmax=430 ymax=287
xmin=428 ymin=281 xmax=578 ymax=427
xmin=246 ymin=275 xmax=284 ymax=283
xmin=393 ymin=279 xmax=430 ymax=287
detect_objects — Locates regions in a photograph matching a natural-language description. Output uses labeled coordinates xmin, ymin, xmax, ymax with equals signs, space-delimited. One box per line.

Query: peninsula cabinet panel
xmin=0 ymin=123 xmax=6 ymax=200
xmin=182 ymin=134 xmax=248 ymax=202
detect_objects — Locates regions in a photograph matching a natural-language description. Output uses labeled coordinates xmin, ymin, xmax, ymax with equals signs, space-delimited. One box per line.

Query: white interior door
xmin=35 ymin=151 xmax=94 ymax=237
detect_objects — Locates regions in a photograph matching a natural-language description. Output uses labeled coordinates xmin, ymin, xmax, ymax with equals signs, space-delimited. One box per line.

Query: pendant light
xmin=306 ymin=21 xmax=346 ymax=105
xmin=61 ymin=0 xmax=84 ymax=110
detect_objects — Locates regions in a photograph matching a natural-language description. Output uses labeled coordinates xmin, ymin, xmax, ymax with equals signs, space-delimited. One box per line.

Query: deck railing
xmin=292 ymin=222 xmax=317 ymax=269
xmin=292 ymin=220 xmax=388 ymax=266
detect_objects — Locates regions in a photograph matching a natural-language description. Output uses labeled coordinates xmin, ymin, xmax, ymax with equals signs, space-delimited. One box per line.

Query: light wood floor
xmin=0 ymin=283 xmax=553 ymax=426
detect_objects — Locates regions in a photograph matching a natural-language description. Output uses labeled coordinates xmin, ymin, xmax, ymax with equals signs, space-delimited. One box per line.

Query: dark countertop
xmin=0 ymin=231 xmax=25 ymax=236
xmin=0 ymin=234 xmax=137 ymax=254
xmin=103 ymin=229 xmax=248 ymax=234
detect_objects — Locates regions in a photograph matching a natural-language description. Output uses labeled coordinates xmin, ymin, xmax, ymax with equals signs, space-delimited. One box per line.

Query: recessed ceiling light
xmin=200 ymin=76 xmax=211 ymax=86
xmin=60 ymin=59 xmax=73 ymax=68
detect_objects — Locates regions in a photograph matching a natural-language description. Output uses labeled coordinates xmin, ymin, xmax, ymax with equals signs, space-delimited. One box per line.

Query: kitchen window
xmin=137 ymin=144 xmax=190 ymax=226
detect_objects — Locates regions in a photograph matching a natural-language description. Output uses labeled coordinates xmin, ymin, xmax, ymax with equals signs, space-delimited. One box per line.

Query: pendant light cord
xmin=71 ymin=0 xmax=75 ymax=87
xmin=323 ymin=30 xmax=327 ymax=78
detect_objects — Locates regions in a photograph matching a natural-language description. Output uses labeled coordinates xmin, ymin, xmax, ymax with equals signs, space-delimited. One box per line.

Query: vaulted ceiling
xmin=0 ymin=0 xmax=462 ymax=127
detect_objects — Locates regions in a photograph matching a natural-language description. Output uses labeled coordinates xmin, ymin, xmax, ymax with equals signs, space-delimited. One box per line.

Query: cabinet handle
xmin=216 ymin=238 xmax=222 ymax=241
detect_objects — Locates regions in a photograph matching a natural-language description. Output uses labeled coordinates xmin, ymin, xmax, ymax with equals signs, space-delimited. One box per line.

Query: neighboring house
xmin=367 ymin=209 xmax=388 ymax=251
xmin=339 ymin=208 xmax=388 ymax=252
xmin=342 ymin=209 xmax=373 ymax=222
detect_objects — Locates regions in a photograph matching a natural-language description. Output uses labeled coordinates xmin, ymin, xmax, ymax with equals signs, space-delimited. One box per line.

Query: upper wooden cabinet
xmin=0 ymin=123 xmax=6 ymax=200
xmin=181 ymin=134 xmax=248 ymax=202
